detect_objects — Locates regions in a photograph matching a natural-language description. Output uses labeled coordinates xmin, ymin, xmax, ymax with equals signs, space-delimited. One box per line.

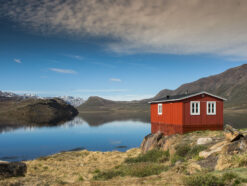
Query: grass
xmin=184 ymin=173 xmax=225 ymax=186
xmin=184 ymin=172 xmax=247 ymax=186
xmin=124 ymin=149 xmax=170 ymax=163
xmin=171 ymin=144 xmax=208 ymax=164
xmin=93 ymin=162 xmax=168 ymax=180
xmin=78 ymin=175 xmax=84 ymax=181
xmin=93 ymin=149 xmax=170 ymax=180
xmin=232 ymin=153 xmax=247 ymax=167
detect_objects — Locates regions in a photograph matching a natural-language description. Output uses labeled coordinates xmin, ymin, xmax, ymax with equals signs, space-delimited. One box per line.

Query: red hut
xmin=149 ymin=91 xmax=226 ymax=135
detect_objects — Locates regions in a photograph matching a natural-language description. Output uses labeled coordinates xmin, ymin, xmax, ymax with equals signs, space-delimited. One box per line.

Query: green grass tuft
xmin=184 ymin=173 xmax=225 ymax=186
xmin=125 ymin=149 xmax=170 ymax=163
xmin=93 ymin=162 xmax=168 ymax=180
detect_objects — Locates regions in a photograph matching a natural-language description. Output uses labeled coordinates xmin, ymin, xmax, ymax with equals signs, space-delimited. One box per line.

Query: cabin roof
xmin=148 ymin=91 xmax=227 ymax=104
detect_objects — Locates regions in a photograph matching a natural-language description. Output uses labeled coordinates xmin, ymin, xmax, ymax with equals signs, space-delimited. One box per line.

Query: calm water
xmin=0 ymin=117 xmax=150 ymax=161
xmin=0 ymin=112 xmax=246 ymax=162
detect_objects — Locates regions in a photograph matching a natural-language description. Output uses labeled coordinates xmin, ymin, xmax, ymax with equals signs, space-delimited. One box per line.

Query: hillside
xmin=78 ymin=96 xmax=150 ymax=113
xmin=78 ymin=64 xmax=247 ymax=113
xmin=155 ymin=64 xmax=247 ymax=109
xmin=0 ymin=98 xmax=78 ymax=125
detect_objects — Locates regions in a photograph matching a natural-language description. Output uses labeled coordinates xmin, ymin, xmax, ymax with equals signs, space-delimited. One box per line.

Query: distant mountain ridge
xmin=59 ymin=96 xmax=84 ymax=107
xmin=155 ymin=64 xmax=247 ymax=109
xmin=79 ymin=64 xmax=247 ymax=112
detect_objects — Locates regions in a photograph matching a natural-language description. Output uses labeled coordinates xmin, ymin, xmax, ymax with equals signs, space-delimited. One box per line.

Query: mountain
xmin=155 ymin=64 xmax=247 ymax=109
xmin=78 ymin=96 xmax=150 ymax=113
xmin=59 ymin=96 xmax=84 ymax=107
xmin=0 ymin=91 xmax=41 ymax=101
xmin=78 ymin=64 xmax=247 ymax=113
xmin=0 ymin=98 xmax=78 ymax=125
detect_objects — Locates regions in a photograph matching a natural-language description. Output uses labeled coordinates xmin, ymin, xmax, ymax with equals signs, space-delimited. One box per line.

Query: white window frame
xmin=158 ymin=103 xmax=162 ymax=115
xmin=190 ymin=101 xmax=200 ymax=115
xmin=207 ymin=101 xmax=216 ymax=115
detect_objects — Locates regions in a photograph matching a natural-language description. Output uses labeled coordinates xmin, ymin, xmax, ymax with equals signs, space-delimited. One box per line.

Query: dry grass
xmin=0 ymin=148 xmax=186 ymax=186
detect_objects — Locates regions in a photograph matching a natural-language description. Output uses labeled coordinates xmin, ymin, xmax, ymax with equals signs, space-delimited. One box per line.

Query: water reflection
xmin=79 ymin=112 xmax=150 ymax=126
xmin=224 ymin=113 xmax=247 ymax=129
xmin=0 ymin=115 xmax=150 ymax=161
xmin=151 ymin=123 xmax=223 ymax=136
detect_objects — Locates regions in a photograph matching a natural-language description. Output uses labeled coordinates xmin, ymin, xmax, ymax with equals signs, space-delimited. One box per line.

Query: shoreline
xmin=1 ymin=128 xmax=247 ymax=185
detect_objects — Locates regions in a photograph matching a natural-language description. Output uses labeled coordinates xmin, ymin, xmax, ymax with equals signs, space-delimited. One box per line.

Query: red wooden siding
xmin=151 ymin=102 xmax=183 ymax=125
xmin=183 ymin=95 xmax=223 ymax=128
xmin=150 ymin=93 xmax=224 ymax=135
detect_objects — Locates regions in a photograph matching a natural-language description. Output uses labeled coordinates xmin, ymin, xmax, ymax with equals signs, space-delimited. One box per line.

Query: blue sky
xmin=0 ymin=0 xmax=246 ymax=100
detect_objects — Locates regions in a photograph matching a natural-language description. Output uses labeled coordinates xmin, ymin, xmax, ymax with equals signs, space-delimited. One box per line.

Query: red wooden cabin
xmin=149 ymin=91 xmax=226 ymax=135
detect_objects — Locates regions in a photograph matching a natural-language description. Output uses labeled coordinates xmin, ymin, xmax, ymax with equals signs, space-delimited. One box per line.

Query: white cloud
xmin=49 ymin=68 xmax=77 ymax=74
xmin=14 ymin=59 xmax=21 ymax=63
xmin=110 ymin=78 xmax=121 ymax=82
xmin=2 ymin=0 xmax=247 ymax=57
xmin=66 ymin=55 xmax=83 ymax=60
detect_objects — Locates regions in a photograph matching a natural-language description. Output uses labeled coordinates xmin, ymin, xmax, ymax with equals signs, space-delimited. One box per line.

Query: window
xmin=207 ymin=101 xmax=216 ymax=115
xmin=158 ymin=103 xmax=162 ymax=115
xmin=190 ymin=101 xmax=200 ymax=115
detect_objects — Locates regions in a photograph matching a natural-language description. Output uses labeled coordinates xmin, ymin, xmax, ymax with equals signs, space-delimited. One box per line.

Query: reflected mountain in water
xmin=224 ymin=113 xmax=247 ymax=129
xmin=79 ymin=112 xmax=150 ymax=126
xmin=0 ymin=112 xmax=150 ymax=133
xmin=0 ymin=111 xmax=246 ymax=134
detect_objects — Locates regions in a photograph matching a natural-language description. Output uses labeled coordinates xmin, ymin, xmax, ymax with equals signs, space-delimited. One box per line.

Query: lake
xmin=0 ymin=117 xmax=150 ymax=162
xmin=0 ymin=112 xmax=246 ymax=162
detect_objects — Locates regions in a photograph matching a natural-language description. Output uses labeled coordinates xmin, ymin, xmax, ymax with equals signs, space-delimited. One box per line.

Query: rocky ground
xmin=1 ymin=125 xmax=247 ymax=186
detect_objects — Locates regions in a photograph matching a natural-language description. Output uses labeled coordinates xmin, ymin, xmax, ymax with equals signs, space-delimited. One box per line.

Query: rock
xmin=140 ymin=132 xmax=165 ymax=153
xmin=221 ymin=136 xmax=247 ymax=155
xmin=197 ymin=154 xmax=218 ymax=171
xmin=224 ymin=124 xmax=244 ymax=142
xmin=199 ymin=141 xmax=228 ymax=158
xmin=0 ymin=161 xmax=27 ymax=179
xmin=215 ymin=154 xmax=233 ymax=171
xmin=162 ymin=135 xmax=182 ymax=156
xmin=197 ymin=137 xmax=213 ymax=145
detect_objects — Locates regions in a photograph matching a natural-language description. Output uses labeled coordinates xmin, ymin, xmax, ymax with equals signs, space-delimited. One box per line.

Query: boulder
xmin=197 ymin=154 xmax=218 ymax=171
xmin=199 ymin=141 xmax=228 ymax=158
xmin=221 ymin=136 xmax=247 ymax=155
xmin=0 ymin=161 xmax=27 ymax=179
xmin=140 ymin=132 xmax=165 ymax=153
xmin=197 ymin=137 xmax=213 ymax=145
xmin=224 ymin=124 xmax=244 ymax=142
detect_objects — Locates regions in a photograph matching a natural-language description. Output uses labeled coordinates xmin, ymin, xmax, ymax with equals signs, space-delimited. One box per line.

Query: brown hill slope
xmin=78 ymin=96 xmax=150 ymax=113
xmin=78 ymin=64 xmax=247 ymax=113
xmin=155 ymin=64 xmax=247 ymax=109
xmin=0 ymin=98 xmax=78 ymax=125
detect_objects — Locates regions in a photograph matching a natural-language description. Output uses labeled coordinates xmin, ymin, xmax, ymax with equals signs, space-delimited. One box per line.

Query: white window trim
xmin=158 ymin=103 xmax=162 ymax=115
xmin=190 ymin=101 xmax=200 ymax=115
xmin=207 ymin=101 xmax=216 ymax=115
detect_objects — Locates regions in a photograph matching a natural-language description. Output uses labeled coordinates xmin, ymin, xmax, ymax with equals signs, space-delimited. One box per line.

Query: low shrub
xmin=183 ymin=173 xmax=225 ymax=186
xmin=125 ymin=149 xmax=170 ymax=163
xmin=184 ymin=172 xmax=247 ymax=186
xmin=175 ymin=144 xmax=191 ymax=157
xmin=170 ymin=154 xmax=185 ymax=165
xmin=93 ymin=169 xmax=123 ymax=180
xmin=93 ymin=162 xmax=168 ymax=180
xmin=174 ymin=144 xmax=207 ymax=162
xmin=78 ymin=175 xmax=84 ymax=181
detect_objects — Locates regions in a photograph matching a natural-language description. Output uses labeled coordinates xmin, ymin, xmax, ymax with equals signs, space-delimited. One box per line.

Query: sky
xmin=0 ymin=0 xmax=246 ymax=101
